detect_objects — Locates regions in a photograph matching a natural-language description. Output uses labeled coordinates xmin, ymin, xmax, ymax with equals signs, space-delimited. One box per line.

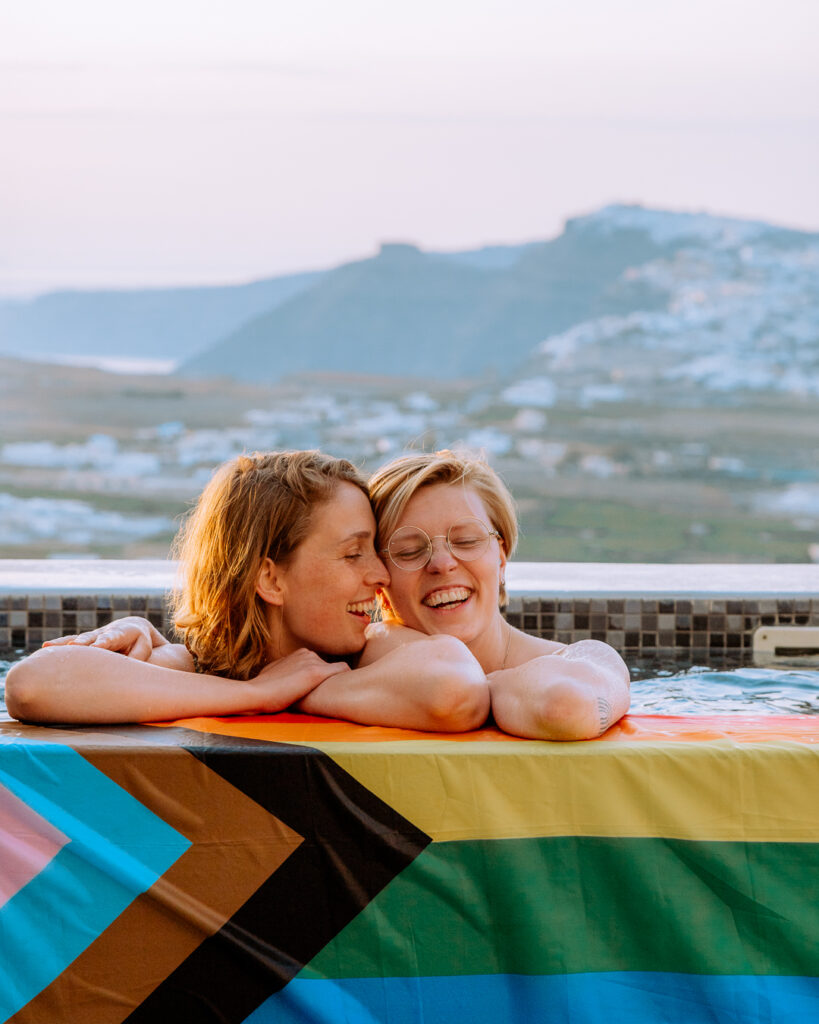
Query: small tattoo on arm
xmin=597 ymin=697 xmax=613 ymax=734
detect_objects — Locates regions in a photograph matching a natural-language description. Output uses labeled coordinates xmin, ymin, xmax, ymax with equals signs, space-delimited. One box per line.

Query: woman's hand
xmin=42 ymin=616 xmax=168 ymax=661
xmin=248 ymin=649 xmax=351 ymax=713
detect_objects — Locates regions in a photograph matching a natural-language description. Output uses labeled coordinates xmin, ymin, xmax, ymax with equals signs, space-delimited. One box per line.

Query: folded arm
xmin=489 ymin=639 xmax=630 ymax=740
xmin=296 ymin=624 xmax=490 ymax=732
xmin=4 ymin=645 xmax=348 ymax=724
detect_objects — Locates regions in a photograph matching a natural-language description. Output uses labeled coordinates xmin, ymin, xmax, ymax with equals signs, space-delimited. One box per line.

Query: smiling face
xmin=271 ymin=482 xmax=390 ymax=657
xmin=381 ymin=482 xmax=507 ymax=651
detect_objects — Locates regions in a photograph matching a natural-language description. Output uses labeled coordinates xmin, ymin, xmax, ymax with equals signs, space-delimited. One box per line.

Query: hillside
xmin=178 ymin=204 xmax=819 ymax=384
xmin=177 ymin=216 xmax=673 ymax=381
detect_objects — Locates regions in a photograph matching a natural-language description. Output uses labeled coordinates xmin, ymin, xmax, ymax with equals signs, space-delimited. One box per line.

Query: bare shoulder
xmin=358 ymin=622 xmax=459 ymax=666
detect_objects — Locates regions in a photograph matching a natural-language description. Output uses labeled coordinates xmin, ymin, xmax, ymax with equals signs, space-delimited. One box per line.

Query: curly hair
xmin=171 ymin=450 xmax=368 ymax=679
xmin=368 ymin=449 xmax=518 ymax=607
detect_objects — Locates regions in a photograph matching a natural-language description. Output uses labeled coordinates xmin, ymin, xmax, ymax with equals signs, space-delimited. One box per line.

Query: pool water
xmin=1 ymin=656 xmax=818 ymax=718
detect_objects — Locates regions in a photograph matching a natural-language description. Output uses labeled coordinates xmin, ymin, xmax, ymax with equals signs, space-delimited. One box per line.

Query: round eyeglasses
xmin=384 ymin=517 xmax=501 ymax=571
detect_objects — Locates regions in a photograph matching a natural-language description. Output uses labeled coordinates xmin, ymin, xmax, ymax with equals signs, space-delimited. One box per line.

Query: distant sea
xmin=27 ymin=353 xmax=176 ymax=375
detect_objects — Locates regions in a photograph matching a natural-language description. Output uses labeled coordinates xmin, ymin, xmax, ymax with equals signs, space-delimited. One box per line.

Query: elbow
xmin=531 ymin=675 xmax=629 ymax=741
xmin=530 ymin=681 xmax=602 ymax=740
xmin=426 ymin=637 xmax=490 ymax=732
xmin=5 ymin=652 xmax=54 ymax=722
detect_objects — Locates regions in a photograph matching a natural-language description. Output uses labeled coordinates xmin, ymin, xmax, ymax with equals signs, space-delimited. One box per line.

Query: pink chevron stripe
xmin=0 ymin=782 xmax=70 ymax=908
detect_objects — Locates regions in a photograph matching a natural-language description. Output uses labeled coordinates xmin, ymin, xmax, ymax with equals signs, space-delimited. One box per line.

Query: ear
xmin=256 ymin=557 xmax=285 ymax=606
xmin=498 ymin=537 xmax=508 ymax=576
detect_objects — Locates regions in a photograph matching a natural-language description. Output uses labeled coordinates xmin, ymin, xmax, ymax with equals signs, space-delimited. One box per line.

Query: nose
xmin=426 ymin=535 xmax=458 ymax=573
xmin=366 ymin=552 xmax=391 ymax=587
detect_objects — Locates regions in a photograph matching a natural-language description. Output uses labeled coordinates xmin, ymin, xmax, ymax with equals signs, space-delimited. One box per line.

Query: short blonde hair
xmin=368 ymin=449 xmax=517 ymax=606
xmin=171 ymin=450 xmax=368 ymax=679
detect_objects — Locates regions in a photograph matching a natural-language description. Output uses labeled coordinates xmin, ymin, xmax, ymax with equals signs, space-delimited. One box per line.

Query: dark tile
xmin=641 ymin=614 xmax=658 ymax=630
xmin=28 ymin=612 xmax=43 ymax=628
xmin=11 ymin=597 xmax=27 ymax=610
xmin=574 ymin=600 xmax=590 ymax=614
xmin=693 ymin=632 xmax=707 ymax=646
xmin=659 ymin=631 xmax=674 ymax=647
xmin=62 ymin=613 xmax=76 ymax=631
xmin=590 ymin=614 xmax=606 ymax=630
xmin=540 ymin=615 xmax=555 ymax=630
xmin=63 ymin=597 xmax=78 ymax=611
xmin=625 ymin=632 xmax=640 ymax=648
xmin=675 ymin=632 xmax=691 ymax=648
xmin=693 ymin=615 xmax=708 ymax=631
xmin=147 ymin=611 xmax=164 ymax=629
xmin=28 ymin=629 xmax=43 ymax=645
xmin=45 ymin=612 xmax=61 ymax=628
xmin=538 ymin=600 xmax=556 ymax=613
xmin=709 ymin=633 xmax=726 ymax=648
xmin=0 ymin=613 xmax=7 ymax=628
xmin=795 ymin=615 xmax=810 ymax=625
xmin=558 ymin=600 xmax=573 ymax=612
xmin=676 ymin=615 xmax=691 ymax=629
xmin=524 ymin=614 xmax=538 ymax=630
xmin=760 ymin=614 xmax=775 ymax=625
xmin=11 ymin=628 xmax=25 ymax=647
xmin=113 ymin=596 xmax=130 ymax=610
xmin=591 ymin=631 xmax=607 ymax=642
xmin=505 ymin=612 xmax=522 ymax=629
xmin=608 ymin=600 xmax=624 ymax=613
xmin=709 ymin=614 xmax=725 ymax=630
xmin=777 ymin=600 xmax=795 ymax=614
xmin=676 ymin=600 xmax=692 ymax=614
xmin=642 ymin=632 xmax=657 ymax=648
xmin=726 ymin=634 xmax=741 ymax=648
xmin=658 ymin=600 xmax=674 ymax=614
xmin=575 ymin=615 xmax=589 ymax=630
xmin=727 ymin=601 xmax=742 ymax=614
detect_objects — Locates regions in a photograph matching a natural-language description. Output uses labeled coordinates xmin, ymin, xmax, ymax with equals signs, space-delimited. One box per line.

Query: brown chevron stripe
xmin=11 ymin=732 xmax=302 ymax=1024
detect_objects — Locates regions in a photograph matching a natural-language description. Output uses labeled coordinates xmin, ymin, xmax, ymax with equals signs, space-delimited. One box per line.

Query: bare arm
xmin=295 ymin=624 xmax=490 ymax=732
xmin=5 ymin=645 xmax=349 ymax=724
xmin=489 ymin=639 xmax=630 ymax=741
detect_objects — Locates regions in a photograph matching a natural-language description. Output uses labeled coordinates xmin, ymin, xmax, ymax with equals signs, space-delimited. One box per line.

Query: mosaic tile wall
xmin=2 ymin=592 xmax=818 ymax=657
xmin=0 ymin=595 xmax=170 ymax=653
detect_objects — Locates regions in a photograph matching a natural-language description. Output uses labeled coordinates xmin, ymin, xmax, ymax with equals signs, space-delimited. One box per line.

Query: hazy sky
xmin=2 ymin=0 xmax=818 ymax=295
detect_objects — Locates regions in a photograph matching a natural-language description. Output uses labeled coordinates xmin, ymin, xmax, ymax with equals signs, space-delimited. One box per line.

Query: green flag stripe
xmin=302 ymin=836 xmax=819 ymax=980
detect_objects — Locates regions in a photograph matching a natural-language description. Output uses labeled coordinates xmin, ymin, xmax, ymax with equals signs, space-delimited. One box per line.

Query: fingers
xmin=43 ymin=630 xmax=100 ymax=648
xmin=324 ymin=660 xmax=351 ymax=677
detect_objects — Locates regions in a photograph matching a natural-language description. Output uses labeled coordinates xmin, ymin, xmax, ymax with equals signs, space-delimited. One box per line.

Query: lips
xmin=346 ymin=599 xmax=376 ymax=618
xmin=421 ymin=586 xmax=472 ymax=609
